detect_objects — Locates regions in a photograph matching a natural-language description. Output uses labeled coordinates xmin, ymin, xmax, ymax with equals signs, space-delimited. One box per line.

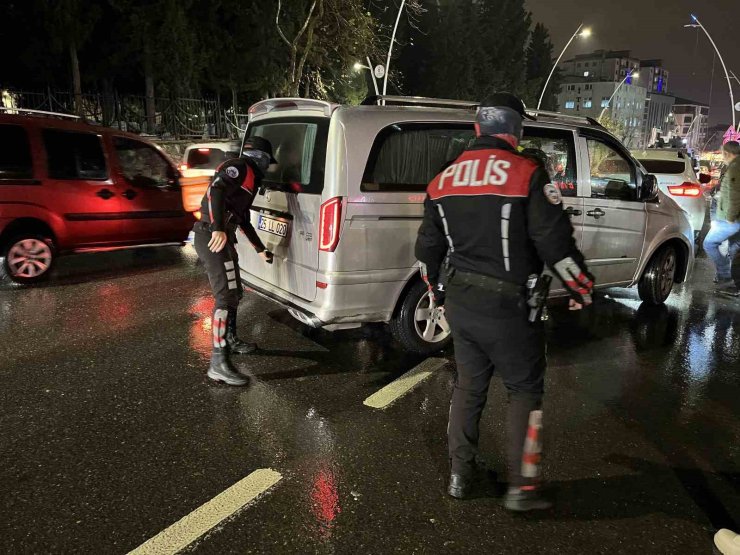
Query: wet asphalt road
xmin=0 ymin=244 xmax=738 ymax=555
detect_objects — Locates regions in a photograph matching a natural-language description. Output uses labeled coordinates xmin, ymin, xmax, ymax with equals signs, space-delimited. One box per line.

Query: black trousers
xmin=193 ymin=223 xmax=243 ymax=310
xmin=445 ymin=282 xmax=546 ymax=487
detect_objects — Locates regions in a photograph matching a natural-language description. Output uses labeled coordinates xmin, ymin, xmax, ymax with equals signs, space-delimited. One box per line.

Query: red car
xmin=0 ymin=110 xmax=194 ymax=284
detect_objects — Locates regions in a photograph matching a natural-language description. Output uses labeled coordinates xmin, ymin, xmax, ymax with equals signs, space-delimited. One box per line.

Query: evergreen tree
xmin=525 ymin=22 xmax=559 ymax=110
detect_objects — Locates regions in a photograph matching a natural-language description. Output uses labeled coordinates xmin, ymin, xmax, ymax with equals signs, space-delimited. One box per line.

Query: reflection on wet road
xmin=0 ymin=245 xmax=737 ymax=553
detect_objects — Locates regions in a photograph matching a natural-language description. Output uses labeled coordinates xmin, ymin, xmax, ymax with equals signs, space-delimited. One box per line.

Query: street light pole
xmin=537 ymin=23 xmax=591 ymax=110
xmin=598 ymin=70 xmax=639 ymax=122
xmin=685 ymin=15 xmax=736 ymax=130
xmin=353 ymin=59 xmax=380 ymax=96
xmin=383 ymin=0 xmax=407 ymax=97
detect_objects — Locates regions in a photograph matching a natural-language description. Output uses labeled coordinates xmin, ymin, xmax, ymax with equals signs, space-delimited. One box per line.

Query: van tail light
xmin=667 ymin=182 xmax=702 ymax=197
xmin=319 ymin=197 xmax=343 ymax=252
xmin=194 ymin=210 xmax=202 ymax=220
xmin=179 ymin=163 xmax=189 ymax=171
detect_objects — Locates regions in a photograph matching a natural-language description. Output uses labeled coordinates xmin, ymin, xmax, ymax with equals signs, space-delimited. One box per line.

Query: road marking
xmin=127 ymin=468 xmax=282 ymax=555
xmin=363 ymin=357 xmax=447 ymax=409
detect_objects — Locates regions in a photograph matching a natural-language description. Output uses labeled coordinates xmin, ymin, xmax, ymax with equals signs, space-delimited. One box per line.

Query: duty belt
xmin=449 ymin=269 xmax=525 ymax=296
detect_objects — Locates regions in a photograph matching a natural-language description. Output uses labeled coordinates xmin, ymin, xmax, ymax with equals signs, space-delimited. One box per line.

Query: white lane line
xmin=127 ymin=468 xmax=282 ymax=555
xmin=363 ymin=358 xmax=447 ymax=409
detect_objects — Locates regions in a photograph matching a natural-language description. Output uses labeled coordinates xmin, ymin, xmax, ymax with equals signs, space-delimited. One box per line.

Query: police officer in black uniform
xmin=193 ymin=137 xmax=276 ymax=387
xmin=415 ymin=93 xmax=594 ymax=511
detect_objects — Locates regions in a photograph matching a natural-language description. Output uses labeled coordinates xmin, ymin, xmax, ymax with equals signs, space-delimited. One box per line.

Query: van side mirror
xmin=639 ymin=174 xmax=659 ymax=202
xmin=699 ymin=173 xmax=712 ymax=185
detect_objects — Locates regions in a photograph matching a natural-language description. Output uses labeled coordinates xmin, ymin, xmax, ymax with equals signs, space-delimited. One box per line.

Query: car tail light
xmin=194 ymin=210 xmax=202 ymax=220
xmin=319 ymin=197 xmax=342 ymax=252
xmin=179 ymin=163 xmax=189 ymax=171
xmin=316 ymin=281 xmax=328 ymax=289
xmin=667 ymin=182 xmax=702 ymax=197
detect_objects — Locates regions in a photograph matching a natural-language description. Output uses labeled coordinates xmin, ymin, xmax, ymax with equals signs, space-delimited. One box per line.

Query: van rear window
xmin=362 ymin=124 xmax=475 ymax=192
xmin=0 ymin=124 xmax=33 ymax=180
xmin=247 ymin=118 xmax=328 ymax=194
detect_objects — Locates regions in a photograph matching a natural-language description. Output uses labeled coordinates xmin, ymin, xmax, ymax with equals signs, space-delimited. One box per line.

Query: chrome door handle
xmin=586 ymin=208 xmax=605 ymax=219
xmin=565 ymin=207 xmax=582 ymax=216
xmin=96 ymin=188 xmax=115 ymax=200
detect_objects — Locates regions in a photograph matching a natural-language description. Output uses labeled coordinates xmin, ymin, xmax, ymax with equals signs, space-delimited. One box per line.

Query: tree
xmin=525 ymin=22 xmax=559 ymax=111
xmin=37 ymin=0 xmax=101 ymax=114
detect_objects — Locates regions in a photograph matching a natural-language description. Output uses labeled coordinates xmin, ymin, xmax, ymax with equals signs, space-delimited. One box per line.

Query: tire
xmin=390 ymin=280 xmax=452 ymax=355
xmin=637 ymin=245 xmax=677 ymax=305
xmin=0 ymin=233 xmax=56 ymax=285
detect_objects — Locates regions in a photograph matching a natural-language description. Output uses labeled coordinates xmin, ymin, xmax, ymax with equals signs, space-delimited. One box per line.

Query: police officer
xmin=415 ymin=93 xmax=594 ymax=511
xmin=193 ymin=137 xmax=276 ymax=387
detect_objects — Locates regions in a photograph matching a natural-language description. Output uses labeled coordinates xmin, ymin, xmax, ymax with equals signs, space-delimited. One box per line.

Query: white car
xmin=632 ymin=149 xmax=709 ymax=239
xmin=179 ymin=142 xmax=241 ymax=178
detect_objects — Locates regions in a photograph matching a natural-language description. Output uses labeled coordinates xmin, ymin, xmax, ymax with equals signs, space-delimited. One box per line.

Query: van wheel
xmin=1 ymin=234 xmax=56 ymax=284
xmin=390 ymin=281 xmax=452 ymax=355
xmin=638 ymin=245 xmax=676 ymax=305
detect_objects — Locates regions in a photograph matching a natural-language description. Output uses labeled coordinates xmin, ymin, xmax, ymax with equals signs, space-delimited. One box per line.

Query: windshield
xmin=246 ymin=117 xmax=329 ymax=194
xmin=638 ymin=159 xmax=685 ymax=175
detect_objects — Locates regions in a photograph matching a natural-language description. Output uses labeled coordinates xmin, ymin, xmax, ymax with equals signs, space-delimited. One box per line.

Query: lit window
xmin=584 ymin=71 xmax=590 ymax=77
xmin=601 ymin=99 xmax=610 ymax=108
xmin=584 ymin=100 xmax=593 ymax=108
xmin=565 ymin=101 xmax=576 ymax=109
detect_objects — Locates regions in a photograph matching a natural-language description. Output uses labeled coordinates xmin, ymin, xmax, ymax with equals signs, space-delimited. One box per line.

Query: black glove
xmin=433 ymin=281 xmax=446 ymax=306
xmin=552 ymin=257 xmax=594 ymax=306
xmin=263 ymin=250 xmax=274 ymax=264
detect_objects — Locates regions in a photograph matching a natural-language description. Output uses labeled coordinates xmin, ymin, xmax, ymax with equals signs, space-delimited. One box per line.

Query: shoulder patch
xmin=225 ymin=166 xmax=240 ymax=179
xmin=543 ymin=183 xmax=563 ymax=205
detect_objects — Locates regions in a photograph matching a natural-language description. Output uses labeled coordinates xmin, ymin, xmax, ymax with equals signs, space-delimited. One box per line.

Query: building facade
xmin=672 ymin=98 xmax=710 ymax=150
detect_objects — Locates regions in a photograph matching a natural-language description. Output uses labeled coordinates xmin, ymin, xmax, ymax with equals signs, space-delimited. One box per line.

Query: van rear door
xmin=238 ymin=116 xmax=329 ymax=302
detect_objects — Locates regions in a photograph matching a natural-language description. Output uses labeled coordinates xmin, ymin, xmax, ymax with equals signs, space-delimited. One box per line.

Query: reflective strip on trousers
xmin=213 ymin=308 xmax=228 ymax=348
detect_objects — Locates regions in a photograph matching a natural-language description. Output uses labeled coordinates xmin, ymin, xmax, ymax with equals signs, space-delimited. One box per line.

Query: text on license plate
xmin=258 ymin=215 xmax=288 ymax=237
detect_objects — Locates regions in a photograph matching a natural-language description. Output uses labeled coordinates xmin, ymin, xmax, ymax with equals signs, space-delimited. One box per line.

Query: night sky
xmin=525 ymin=0 xmax=740 ymax=126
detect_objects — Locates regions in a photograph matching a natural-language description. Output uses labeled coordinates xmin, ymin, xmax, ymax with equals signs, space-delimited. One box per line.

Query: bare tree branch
xmin=275 ymin=0 xmax=292 ymax=49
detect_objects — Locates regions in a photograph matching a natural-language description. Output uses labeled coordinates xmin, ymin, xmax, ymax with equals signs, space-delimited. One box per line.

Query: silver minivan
xmin=235 ymin=96 xmax=694 ymax=354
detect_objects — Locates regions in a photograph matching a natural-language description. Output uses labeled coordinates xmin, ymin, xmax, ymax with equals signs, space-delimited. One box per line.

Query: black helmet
xmin=479 ymin=92 xmax=531 ymax=119
xmin=476 ymin=92 xmax=531 ymax=138
xmin=243 ymin=136 xmax=277 ymax=163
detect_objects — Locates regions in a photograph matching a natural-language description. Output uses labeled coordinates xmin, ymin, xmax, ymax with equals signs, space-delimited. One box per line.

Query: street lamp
xmin=537 ymin=23 xmax=592 ymax=110
xmin=383 ymin=0 xmax=407 ymax=97
xmin=353 ymin=57 xmax=380 ymax=96
xmin=598 ymin=70 xmax=639 ymax=122
xmin=685 ymin=14 xmax=736 ymax=130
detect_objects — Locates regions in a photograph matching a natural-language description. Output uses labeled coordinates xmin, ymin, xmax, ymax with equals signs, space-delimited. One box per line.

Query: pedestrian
xmin=415 ymin=93 xmax=594 ymax=512
xmin=703 ymin=141 xmax=740 ymax=296
xmin=715 ymin=529 xmax=740 ymax=555
xmin=193 ymin=137 xmax=276 ymax=386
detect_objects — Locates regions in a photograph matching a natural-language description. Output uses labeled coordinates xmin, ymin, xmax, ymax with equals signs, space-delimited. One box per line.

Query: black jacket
xmin=200 ymin=157 xmax=266 ymax=252
xmin=415 ymin=136 xmax=586 ymax=287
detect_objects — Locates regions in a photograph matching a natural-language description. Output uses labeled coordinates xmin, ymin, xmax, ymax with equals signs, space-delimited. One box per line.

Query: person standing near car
xmin=415 ymin=93 xmax=594 ymax=511
xmin=703 ymin=141 xmax=740 ymax=296
xmin=193 ymin=137 xmax=276 ymax=386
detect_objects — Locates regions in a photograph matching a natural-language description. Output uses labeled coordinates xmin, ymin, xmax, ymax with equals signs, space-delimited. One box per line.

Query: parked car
xmin=0 ymin=109 xmax=194 ymax=284
xmin=631 ymin=148 xmax=710 ymax=239
xmin=179 ymin=142 xmax=241 ymax=214
xmin=229 ymin=97 xmax=693 ymax=354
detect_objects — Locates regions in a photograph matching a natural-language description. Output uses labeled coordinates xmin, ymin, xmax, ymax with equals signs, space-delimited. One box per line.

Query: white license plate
xmin=258 ymin=215 xmax=289 ymax=238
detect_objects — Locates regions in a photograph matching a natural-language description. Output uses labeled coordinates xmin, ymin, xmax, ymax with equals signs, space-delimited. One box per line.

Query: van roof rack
xmin=525 ymin=109 xmax=605 ymax=129
xmin=248 ymin=98 xmax=338 ymax=119
xmin=0 ymin=107 xmax=81 ymax=120
xmin=361 ymin=95 xmax=479 ymax=109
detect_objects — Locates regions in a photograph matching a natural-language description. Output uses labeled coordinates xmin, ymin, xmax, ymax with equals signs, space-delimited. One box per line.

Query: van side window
xmin=519 ymin=128 xmax=577 ymax=197
xmin=114 ymin=137 xmax=176 ymax=188
xmin=43 ymin=129 xmax=108 ymax=180
xmin=0 ymin=124 xmax=33 ymax=180
xmin=586 ymin=138 xmax=637 ymax=201
xmin=362 ymin=124 xmax=475 ymax=192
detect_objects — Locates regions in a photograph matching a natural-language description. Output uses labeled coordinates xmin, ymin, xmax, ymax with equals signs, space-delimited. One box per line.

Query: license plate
xmin=258 ymin=215 xmax=289 ymax=238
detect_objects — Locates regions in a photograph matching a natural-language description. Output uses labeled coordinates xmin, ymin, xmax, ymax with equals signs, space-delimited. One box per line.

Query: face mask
xmin=243 ymin=149 xmax=271 ymax=173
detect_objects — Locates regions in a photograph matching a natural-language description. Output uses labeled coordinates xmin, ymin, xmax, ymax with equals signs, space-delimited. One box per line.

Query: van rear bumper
xmin=242 ymin=269 xmax=412 ymax=328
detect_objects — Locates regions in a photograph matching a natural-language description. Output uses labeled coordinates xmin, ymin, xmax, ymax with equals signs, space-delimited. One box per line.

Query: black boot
xmin=207 ymin=348 xmax=250 ymax=386
xmin=226 ymin=308 xmax=257 ymax=354
xmin=447 ymin=473 xmax=472 ymax=499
